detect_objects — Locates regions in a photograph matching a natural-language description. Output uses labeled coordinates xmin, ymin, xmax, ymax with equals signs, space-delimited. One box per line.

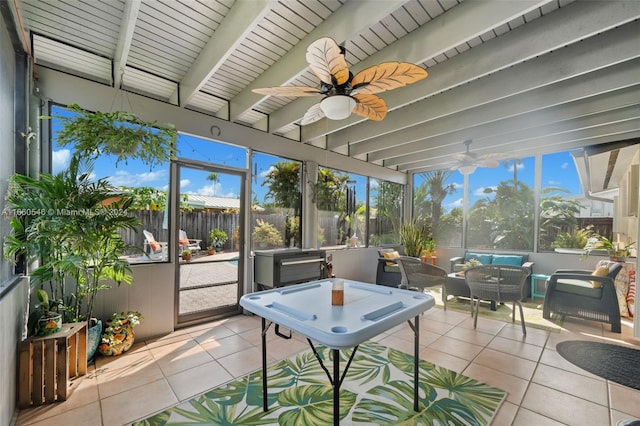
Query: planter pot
xmin=207 ymin=249 xmax=215 ymax=255
xmin=37 ymin=313 xmax=62 ymax=336
xmin=87 ymin=319 xmax=103 ymax=363
xmin=98 ymin=320 xmax=135 ymax=356
xmin=608 ymin=250 xmax=628 ymax=262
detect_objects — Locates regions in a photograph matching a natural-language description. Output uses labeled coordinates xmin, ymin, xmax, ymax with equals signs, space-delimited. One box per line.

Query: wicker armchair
xmin=396 ymin=256 xmax=448 ymax=309
xmin=465 ymin=265 xmax=531 ymax=335
xmin=542 ymin=260 xmax=622 ymax=333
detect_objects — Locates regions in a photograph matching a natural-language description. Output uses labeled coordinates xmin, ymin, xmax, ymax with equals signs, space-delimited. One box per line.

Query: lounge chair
xmin=179 ymin=229 xmax=202 ymax=252
xmin=542 ymin=260 xmax=622 ymax=333
xmin=143 ymin=230 xmax=167 ymax=260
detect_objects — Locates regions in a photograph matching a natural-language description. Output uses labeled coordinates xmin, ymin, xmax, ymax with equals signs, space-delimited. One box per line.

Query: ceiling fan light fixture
xmin=458 ymin=164 xmax=477 ymax=175
xmin=320 ymin=95 xmax=355 ymax=120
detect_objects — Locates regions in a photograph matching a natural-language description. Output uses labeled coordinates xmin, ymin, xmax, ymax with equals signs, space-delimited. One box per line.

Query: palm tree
xmin=420 ymin=170 xmax=456 ymax=234
xmin=206 ymin=172 xmax=219 ymax=196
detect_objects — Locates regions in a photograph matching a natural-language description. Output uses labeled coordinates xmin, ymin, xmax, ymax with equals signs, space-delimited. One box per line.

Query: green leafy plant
xmin=209 ymin=228 xmax=228 ymax=248
xmin=551 ymin=227 xmax=590 ymax=249
xmin=27 ymin=289 xmax=64 ymax=336
xmin=400 ymin=219 xmax=426 ymax=258
xmin=4 ymin=157 xmax=139 ymax=324
xmin=252 ymin=219 xmax=283 ymax=249
xmin=44 ymin=103 xmax=178 ymax=168
xmin=100 ymin=311 xmax=143 ymax=347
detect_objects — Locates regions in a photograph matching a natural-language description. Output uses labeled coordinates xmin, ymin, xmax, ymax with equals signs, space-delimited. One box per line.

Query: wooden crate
xmin=18 ymin=322 xmax=87 ymax=408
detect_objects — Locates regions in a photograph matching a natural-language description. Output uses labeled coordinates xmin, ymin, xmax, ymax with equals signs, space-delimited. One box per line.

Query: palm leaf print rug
xmin=134 ymin=341 xmax=506 ymax=425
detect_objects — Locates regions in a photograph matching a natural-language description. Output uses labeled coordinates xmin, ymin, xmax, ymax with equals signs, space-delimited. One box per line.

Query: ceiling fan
xmin=451 ymin=140 xmax=515 ymax=175
xmin=252 ymin=37 xmax=428 ymax=125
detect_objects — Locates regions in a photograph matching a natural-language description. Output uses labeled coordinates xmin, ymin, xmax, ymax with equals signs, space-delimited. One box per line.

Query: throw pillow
xmin=591 ymin=265 xmax=610 ymax=288
xmin=383 ymin=250 xmax=400 ymax=266
xmin=149 ymin=241 xmax=161 ymax=252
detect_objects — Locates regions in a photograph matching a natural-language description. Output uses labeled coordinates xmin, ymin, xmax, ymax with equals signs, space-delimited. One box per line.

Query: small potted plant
xmin=98 ymin=311 xmax=143 ymax=356
xmin=27 ymin=289 xmax=64 ymax=336
xmin=181 ymin=249 xmax=192 ymax=262
xmin=209 ymin=228 xmax=228 ymax=252
xmin=583 ymin=230 xmax=635 ymax=262
xmin=207 ymin=246 xmax=216 ymax=255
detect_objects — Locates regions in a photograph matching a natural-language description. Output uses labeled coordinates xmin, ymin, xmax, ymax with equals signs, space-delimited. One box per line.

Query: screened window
xmin=317 ymin=167 xmax=366 ymax=248
xmin=466 ymin=157 xmax=535 ymax=250
xmin=413 ymin=170 xmax=463 ymax=248
xmin=251 ymin=153 xmax=301 ymax=250
xmin=50 ymin=104 xmax=171 ymax=263
xmin=369 ymin=179 xmax=403 ymax=246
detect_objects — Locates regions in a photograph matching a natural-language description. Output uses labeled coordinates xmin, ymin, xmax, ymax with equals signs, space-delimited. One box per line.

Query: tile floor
xmin=15 ymin=306 xmax=640 ymax=426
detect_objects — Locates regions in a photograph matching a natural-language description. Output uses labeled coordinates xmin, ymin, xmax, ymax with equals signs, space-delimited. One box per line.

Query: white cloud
xmin=561 ymin=162 xmax=569 ymax=169
xmin=180 ymin=179 xmax=191 ymax=189
xmin=448 ymin=198 xmax=463 ymax=209
xmin=260 ymin=165 xmax=276 ymax=178
xmin=107 ymin=169 xmax=167 ymax=187
xmin=474 ymin=186 xmax=496 ymax=196
xmin=52 ymin=149 xmax=71 ymax=174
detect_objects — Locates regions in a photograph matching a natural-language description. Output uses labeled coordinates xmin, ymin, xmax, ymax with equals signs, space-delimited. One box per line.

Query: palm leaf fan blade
xmin=252 ymin=86 xmax=321 ymax=97
xmin=300 ymin=103 xmax=325 ymax=125
xmin=352 ymin=62 xmax=427 ymax=94
xmin=352 ymin=94 xmax=387 ymax=121
xmin=305 ymin=37 xmax=349 ymax=85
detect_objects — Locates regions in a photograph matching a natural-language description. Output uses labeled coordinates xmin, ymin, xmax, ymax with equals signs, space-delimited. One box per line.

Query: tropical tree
xmin=538 ymin=187 xmax=583 ymax=250
xmin=207 ymin=172 xmax=219 ymax=196
xmin=467 ymin=179 xmax=535 ymax=250
xmin=262 ymin=161 xmax=301 ymax=214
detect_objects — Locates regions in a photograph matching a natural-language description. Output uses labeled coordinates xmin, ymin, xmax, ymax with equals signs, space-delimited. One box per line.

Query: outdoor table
xmin=240 ymin=278 xmax=435 ymax=425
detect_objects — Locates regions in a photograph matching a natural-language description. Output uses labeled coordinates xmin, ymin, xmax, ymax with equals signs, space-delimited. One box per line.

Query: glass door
xmin=176 ymin=165 xmax=244 ymax=325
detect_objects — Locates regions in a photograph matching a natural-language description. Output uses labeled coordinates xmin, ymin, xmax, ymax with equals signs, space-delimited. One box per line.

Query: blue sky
xmin=51 ymin=105 xmax=582 ymax=209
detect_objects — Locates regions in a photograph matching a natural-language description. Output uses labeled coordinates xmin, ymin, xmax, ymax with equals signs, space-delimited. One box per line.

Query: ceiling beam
xmin=172 ymin=0 xmax=276 ymax=106
xmin=113 ymin=0 xmax=140 ymax=89
xmin=367 ymin=86 xmax=640 ymax=162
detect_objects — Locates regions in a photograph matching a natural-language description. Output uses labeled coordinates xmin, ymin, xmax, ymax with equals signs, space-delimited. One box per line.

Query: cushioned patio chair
xmin=542 ymin=260 xmax=622 ymax=333
xmin=396 ymin=256 xmax=449 ymax=309
xmin=376 ymin=248 xmax=402 ymax=287
xmin=143 ymin=230 xmax=167 ymax=260
xmin=179 ymin=229 xmax=202 ymax=252
xmin=465 ymin=265 xmax=531 ymax=335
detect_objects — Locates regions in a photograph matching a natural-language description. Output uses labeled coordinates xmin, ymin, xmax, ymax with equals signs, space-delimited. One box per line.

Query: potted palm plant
xmin=5 ymin=157 xmax=140 ymax=360
xmin=400 ymin=219 xmax=426 ymax=258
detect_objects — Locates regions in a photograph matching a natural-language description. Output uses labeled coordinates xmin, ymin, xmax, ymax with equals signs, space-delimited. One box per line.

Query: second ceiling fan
xmin=451 ymin=140 xmax=515 ymax=175
xmin=252 ymin=37 xmax=428 ymax=125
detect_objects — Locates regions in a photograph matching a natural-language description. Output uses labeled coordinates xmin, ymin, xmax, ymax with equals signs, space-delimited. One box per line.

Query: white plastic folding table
xmin=240 ymin=278 xmax=435 ymax=425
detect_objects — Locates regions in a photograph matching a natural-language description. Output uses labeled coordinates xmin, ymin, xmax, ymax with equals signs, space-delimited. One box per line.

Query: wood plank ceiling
xmin=8 ymin=0 xmax=640 ymax=181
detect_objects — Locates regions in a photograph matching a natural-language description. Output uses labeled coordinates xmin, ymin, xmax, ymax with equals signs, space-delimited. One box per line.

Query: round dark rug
xmin=556 ymin=340 xmax=640 ymax=390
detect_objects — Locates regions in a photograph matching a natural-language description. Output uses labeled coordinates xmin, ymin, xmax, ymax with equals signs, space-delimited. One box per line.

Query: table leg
xmin=261 ymin=317 xmax=268 ymax=412
xmin=333 ymin=348 xmax=340 ymax=426
xmin=413 ymin=314 xmax=419 ymax=412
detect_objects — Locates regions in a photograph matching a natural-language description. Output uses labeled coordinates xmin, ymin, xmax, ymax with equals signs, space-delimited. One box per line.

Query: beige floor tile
xmin=609 ymin=383 xmax=640 ymax=418
xmin=419 ymin=347 xmax=470 ymax=373
xmin=429 ymin=335 xmax=484 ymax=361
xmin=217 ymin=345 xmax=275 ymax=378
xmin=102 ymin=379 xmax=178 ymax=425
xmin=474 ymin=347 xmax=537 ymax=380
xmin=459 ymin=315 xmax=506 ymax=335
xmin=16 ymin=401 xmax=102 ymax=426
xmin=417 ymin=318 xmax=456 ymax=334
xmin=378 ymin=333 xmax=419 ymax=355
xmin=265 ymin=334 xmax=311 ymax=360
xmin=532 ymin=363 xmax=608 ymax=405
xmin=15 ymin=374 xmax=99 ymax=426
xmin=521 ymin=382 xmax=610 ymax=425
xmin=189 ymin=323 xmax=236 ymax=344
xmin=424 ymin=306 xmax=469 ymax=325
xmin=202 ymin=333 xmax=255 ymax=359
xmin=512 ymin=407 xmax=566 ymax=425
xmin=538 ymin=346 xmax=601 ymax=379
xmin=155 ymin=344 xmax=215 ymax=376
xmin=463 ymin=362 xmax=529 ymax=405
xmin=487 ymin=336 xmax=544 ymax=362
xmin=95 ymin=350 xmax=166 ymax=399
xmin=499 ymin=324 xmax=550 ymax=347
xmin=491 ymin=400 xmax=518 ymax=426
xmin=444 ymin=324 xmax=495 ymax=346
xmin=165 ymin=359 xmax=234 ymax=401
xmin=219 ymin=314 xmax=261 ymax=333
